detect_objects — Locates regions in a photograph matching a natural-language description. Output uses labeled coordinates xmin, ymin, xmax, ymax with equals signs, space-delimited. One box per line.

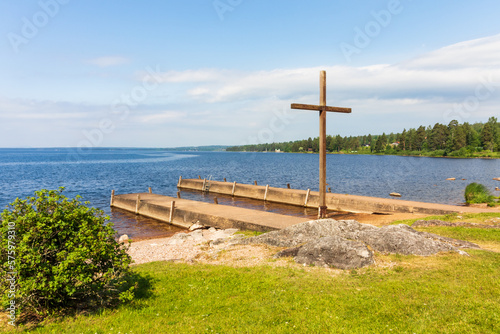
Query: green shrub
xmin=0 ymin=188 xmax=134 ymax=323
xmin=464 ymin=183 xmax=495 ymax=205
xmin=448 ymin=147 xmax=472 ymax=157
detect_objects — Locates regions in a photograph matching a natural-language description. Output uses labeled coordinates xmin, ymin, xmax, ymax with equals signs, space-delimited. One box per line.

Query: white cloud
xmin=0 ymin=98 xmax=97 ymax=120
xmin=3 ymin=34 xmax=500 ymax=147
xmin=86 ymin=56 xmax=130 ymax=67
xmin=146 ymin=33 xmax=500 ymax=108
xmin=402 ymin=34 xmax=500 ymax=69
xmin=136 ymin=111 xmax=186 ymax=123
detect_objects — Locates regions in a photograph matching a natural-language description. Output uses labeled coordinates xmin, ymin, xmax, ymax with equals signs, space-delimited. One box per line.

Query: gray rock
xmin=118 ymin=234 xmax=129 ymax=243
xmin=168 ymin=233 xmax=191 ymax=245
xmin=210 ymin=238 xmax=226 ymax=246
xmin=414 ymin=230 xmax=480 ymax=250
xmin=274 ymin=247 xmax=301 ymax=258
xmin=224 ymin=228 xmax=240 ymax=235
xmin=295 ymin=236 xmax=374 ymax=269
xmin=242 ymin=219 xmax=478 ymax=269
xmin=203 ymin=228 xmax=239 ymax=242
xmin=189 ymin=221 xmax=204 ymax=231
xmin=242 ymin=219 xmax=370 ymax=247
xmin=189 ymin=229 xmax=205 ymax=242
xmin=354 ymin=224 xmax=456 ymax=256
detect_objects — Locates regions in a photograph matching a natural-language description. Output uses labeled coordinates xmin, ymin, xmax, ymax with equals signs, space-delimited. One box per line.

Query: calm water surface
xmin=1 ymin=148 xmax=499 ymax=239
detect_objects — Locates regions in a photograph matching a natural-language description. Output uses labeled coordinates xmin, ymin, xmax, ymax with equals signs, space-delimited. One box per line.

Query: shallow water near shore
xmin=1 ymin=148 xmax=499 ymax=239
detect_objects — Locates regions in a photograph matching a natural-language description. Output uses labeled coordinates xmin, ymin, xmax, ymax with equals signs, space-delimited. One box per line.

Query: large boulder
xmin=243 ymin=219 xmax=479 ymax=269
xmin=353 ymin=224 xmax=456 ymax=256
xmin=246 ymin=219 xmax=374 ymax=247
xmin=295 ymin=236 xmax=374 ymax=269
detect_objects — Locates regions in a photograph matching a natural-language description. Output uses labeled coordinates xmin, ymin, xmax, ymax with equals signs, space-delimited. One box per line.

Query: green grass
xmin=5 ymin=216 xmax=500 ymax=333
xmin=416 ymin=226 xmax=500 ymax=243
xmin=392 ymin=212 xmax=500 ymax=252
xmin=234 ymin=230 xmax=265 ymax=237
xmin=8 ymin=256 xmax=500 ymax=332
xmin=465 ymin=183 xmax=497 ymax=205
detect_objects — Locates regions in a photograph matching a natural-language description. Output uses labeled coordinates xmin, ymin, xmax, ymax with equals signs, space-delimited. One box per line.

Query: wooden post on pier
xmin=110 ymin=190 xmax=115 ymax=207
xmin=135 ymin=194 xmax=140 ymax=214
xmin=169 ymin=201 xmax=175 ymax=223
xmin=291 ymin=70 xmax=352 ymax=218
xmin=177 ymin=176 xmax=182 ymax=188
xmin=148 ymin=187 xmax=152 ymax=194
xmin=214 ymin=197 xmax=218 ymax=205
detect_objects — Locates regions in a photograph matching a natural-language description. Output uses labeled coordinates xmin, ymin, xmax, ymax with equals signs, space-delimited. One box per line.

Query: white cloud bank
xmin=145 ymin=33 xmax=500 ymax=106
xmin=2 ymin=33 xmax=500 ymax=147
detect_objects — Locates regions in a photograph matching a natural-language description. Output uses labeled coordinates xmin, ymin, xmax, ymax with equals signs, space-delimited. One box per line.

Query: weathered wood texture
xmin=291 ymin=70 xmax=352 ymax=218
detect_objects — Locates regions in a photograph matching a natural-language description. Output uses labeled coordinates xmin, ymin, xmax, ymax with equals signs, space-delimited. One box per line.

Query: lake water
xmin=1 ymin=148 xmax=499 ymax=239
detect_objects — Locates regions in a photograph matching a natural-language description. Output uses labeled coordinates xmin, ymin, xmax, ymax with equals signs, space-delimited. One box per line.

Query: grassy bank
xmin=329 ymin=147 xmax=500 ymax=159
xmin=4 ymin=214 xmax=500 ymax=333
xmin=394 ymin=212 xmax=500 ymax=252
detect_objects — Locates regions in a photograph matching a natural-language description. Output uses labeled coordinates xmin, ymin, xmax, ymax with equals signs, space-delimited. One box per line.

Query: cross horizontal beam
xmin=291 ymin=103 xmax=352 ymax=114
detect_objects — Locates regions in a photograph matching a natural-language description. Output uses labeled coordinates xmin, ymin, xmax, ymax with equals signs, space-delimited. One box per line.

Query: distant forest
xmin=226 ymin=117 xmax=500 ymax=158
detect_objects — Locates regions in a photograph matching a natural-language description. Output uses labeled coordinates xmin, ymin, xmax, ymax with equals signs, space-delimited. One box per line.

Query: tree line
xmin=226 ymin=117 xmax=500 ymax=157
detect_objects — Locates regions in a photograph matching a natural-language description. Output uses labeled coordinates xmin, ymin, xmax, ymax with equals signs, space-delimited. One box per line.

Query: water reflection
xmin=110 ymin=207 xmax=185 ymax=241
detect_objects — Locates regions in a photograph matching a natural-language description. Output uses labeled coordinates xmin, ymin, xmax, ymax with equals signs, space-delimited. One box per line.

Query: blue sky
xmin=1 ymin=0 xmax=500 ymax=148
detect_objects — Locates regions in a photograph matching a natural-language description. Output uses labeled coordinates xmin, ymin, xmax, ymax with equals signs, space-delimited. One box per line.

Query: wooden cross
xmin=291 ymin=70 xmax=352 ymax=218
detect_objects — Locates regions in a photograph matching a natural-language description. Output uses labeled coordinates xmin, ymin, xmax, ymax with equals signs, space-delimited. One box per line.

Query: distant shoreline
xmin=230 ymin=150 xmax=500 ymax=160
xmin=2 ymin=146 xmax=499 ymax=160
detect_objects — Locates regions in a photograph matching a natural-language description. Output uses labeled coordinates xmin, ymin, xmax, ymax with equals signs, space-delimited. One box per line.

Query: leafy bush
xmin=448 ymin=147 xmax=472 ymax=157
xmin=464 ymin=183 xmax=495 ymax=205
xmin=0 ymin=188 xmax=134 ymax=322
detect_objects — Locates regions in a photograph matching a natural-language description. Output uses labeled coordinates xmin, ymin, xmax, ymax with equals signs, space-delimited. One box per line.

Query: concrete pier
xmin=111 ymin=193 xmax=308 ymax=232
xmin=177 ymin=178 xmax=500 ymax=216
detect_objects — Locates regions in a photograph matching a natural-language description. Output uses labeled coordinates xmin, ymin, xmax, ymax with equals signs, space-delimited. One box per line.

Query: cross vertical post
xmin=318 ymin=71 xmax=327 ymax=218
xmin=291 ymin=70 xmax=352 ymax=218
